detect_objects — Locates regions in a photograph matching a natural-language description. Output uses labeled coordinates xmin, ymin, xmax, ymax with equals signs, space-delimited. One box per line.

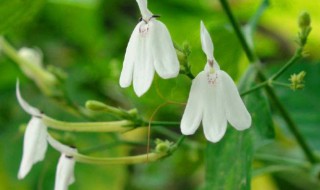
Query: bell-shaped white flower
xmin=120 ymin=0 xmax=180 ymax=97
xmin=180 ymin=21 xmax=251 ymax=143
xmin=47 ymin=135 xmax=77 ymax=190
xmin=16 ymin=80 xmax=48 ymax=179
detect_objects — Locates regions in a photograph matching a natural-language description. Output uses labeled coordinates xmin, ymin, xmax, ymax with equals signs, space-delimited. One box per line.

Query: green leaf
xmin=204 ymin=65 xmax=274 ymax=189
xmin=0 ymin=0 xmax=44 ymax=34
xmin=204 ymin=66 xmax=255 ymax=190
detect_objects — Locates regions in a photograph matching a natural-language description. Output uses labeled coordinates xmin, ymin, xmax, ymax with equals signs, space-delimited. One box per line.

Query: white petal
xmin=54 ymin=154 xmax=76 ymax=190
xmin=18 ymin=117 xmax=47 ymax=179
xmin=47 ymin=135 xmax=77 ymax=155
xmin=149 ymin=20 xmax=180 ymax=79
xmin=220 ymin=71 xmax=252 ymax=130
xmin=120 ymin=23 xmax=140 ymax=88
xmin=132 ymin=29 xmax=155 ymax=97
xmin=202 ymin=72 xmax=227 ymax=143
xmin=16 ymin=80 xmax=41 ymax=116
xmin=136 ymin=0 xmax=152 ymax=19
xmin=181 ymin=71 xmax=206 ymax=135
xmin=200 ymin=21 xmax=214 ymax=60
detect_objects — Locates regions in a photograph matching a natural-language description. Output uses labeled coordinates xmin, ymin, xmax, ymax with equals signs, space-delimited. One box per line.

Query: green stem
xmin=258 ymin=73 xmax=317 ymax=163
xmin=271 ymin=81 xmax=291 ymax=88
xmin=270 ymin=48 xmax=303 ymax=81
xmin=150 ymin=121 xmax=180 ymax=127
xmin=73 ymin=152 xmax=167 ymax=165
xmin=42 ymin=114 xmax=181 ymax=133
xmin=219 ymin=0 xmax=256 ymax=62
xmin=220 ymin=0 xmax=317 ymax=164
xmin=240 ymin=80 xmax=269 ymax=96
xmin=0 ymin=37 xmax=56 ymax=83
xmin=42 ymin=115 xmax=134 ymax=132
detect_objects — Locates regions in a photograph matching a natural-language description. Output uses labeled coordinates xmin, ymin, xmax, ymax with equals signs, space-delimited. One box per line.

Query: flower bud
xmin=289 ymin=71 xmax=306 ymax=90
xmin=298 ymin=11 xmax=311 ymax=29
xmin=85 ymin=100 xmax=109 ymax=111
xmin=155 ymin=139 xmax=173 ymax=153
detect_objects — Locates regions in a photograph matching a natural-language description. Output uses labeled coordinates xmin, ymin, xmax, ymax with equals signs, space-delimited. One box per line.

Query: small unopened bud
xmin=298 ymin=11 xmax=311 ymax=29
xmin=289 ymin=71 xmax=306 ymax=90
xmin=85 ymin=100 xmax=109 ymax=111
xmin=155 ymin=139 xmax=173 ymax=153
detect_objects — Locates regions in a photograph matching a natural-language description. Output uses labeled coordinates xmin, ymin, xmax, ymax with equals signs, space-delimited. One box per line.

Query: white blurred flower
xmin=120 ymin=0 xmax=180 ymax=97
xmin=47 ymin=135 xmax=77 ymax=190
xmin=180 ymin=21 xmax=251 ymax=143
xmin=18 ymin=47 xmax=43 ymax=78
xmin=16 ymin=80 xmax=48 ymax=179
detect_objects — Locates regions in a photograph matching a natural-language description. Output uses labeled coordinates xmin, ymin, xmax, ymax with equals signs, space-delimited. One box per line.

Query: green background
xmin=0 ymin=0 xmax=319 ymax=189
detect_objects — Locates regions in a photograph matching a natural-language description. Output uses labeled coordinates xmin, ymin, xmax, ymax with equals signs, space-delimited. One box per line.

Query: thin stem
xmin=270 ymin=48 xmax=303 ymax=81
xmin=81 ymin=140 xmax=149 ymax=154
xmin=271 ymin=81 xmax=291 ymax=88
xmin=219 ymin=0 xmax=256 ymax=62
xmin=150 ymin=121 xmax=180 ymax=127
xmin=258 ymin=73 xmax=317 ymax=164
xmin=42 ymin=115 xmax=134 ymax=132
xmin=240 ymin=80 xmax=269 ymax=96
xmin=0 ymin=37 xmax=56 ymax=83
xmin=73 ymin=152 xmax=167 ymax=165
xmin=220 ymin=0 xmax=317 ymax=163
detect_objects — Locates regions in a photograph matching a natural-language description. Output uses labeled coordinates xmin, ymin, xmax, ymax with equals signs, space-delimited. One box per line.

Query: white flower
xmin=54 ymin=153 xmax=76 ymax=190
xmin=120 ymin=0 xmax=180 ymax=97
xmin=47 ymin=135 xmax=77 ymax=190
xmin=180 ymin=21 xmax=252 ymax=143
xmin=16 ymin=80 xmax=48 ymax=179
xmin=18 ymin=47 xmax=43 ymax=78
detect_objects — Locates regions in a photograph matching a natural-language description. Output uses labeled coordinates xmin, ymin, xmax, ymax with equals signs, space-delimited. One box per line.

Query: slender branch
xmin=240 ymin=80 xmax=269 ymax=96
xmin=219 ymin=0 xmax=317 ymax=163
xmin=42 ymin=115 xmax=134 ymax=132
xmin=150 ymin=121 xmax=180 ymax=127
xmin=219 ymin=0 xmax=256 ymax=62
xmin=270 ymin=48 xmax=303 ymax=81
xmin=271 ymin=81 xmax=291 ymax=88
xmin=74 ymin=152 xmax=167 ymax=165
xmin=259 ymin=73 xmax=317 ymax=164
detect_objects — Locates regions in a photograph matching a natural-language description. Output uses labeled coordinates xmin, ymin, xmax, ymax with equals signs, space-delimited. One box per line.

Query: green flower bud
xmin=298 ymin=11 xmax=311 ymax=29
xmin=155 ymin=139 xmax=173 ymax=153
xmin=85 ymin=100 xmax=109 ymax=111
xmin=289 ymin=71 xmax=306 ymax=90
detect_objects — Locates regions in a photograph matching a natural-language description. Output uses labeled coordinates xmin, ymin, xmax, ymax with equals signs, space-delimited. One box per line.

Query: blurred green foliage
xmin=0 ymin=0 xmax=319 ymax=189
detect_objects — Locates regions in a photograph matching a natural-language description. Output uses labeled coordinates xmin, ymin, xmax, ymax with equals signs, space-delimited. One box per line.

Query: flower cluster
xmin=15 ymin=0 xmax=251 ymax=189
xmin=16 ymin=81 xmax=76 ymax=190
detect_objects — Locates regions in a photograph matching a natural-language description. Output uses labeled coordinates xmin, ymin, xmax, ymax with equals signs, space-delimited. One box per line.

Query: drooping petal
xmin=181 ymin=71 xmax=207 ymax=135
xmin=136 ymin=0 xmax=152 ymax=19
xmin=149 ymin=20 xmax=180 ymax=79
xmin=220 ymin=71 xmax=252 ymax=130
xmin=18 ymin=117 xmax=47 ymax=179
xmin=132 ymin=28 xmax=155 ymax=97
xmin=200 ymin=21 xmax=214 ymax=60
xmin=54 ymin=154 xmax=76 ymax=190
xmin=120 ymin=23 xmax=141 ymax=88
xmin=16 ymin=80 xmax=41 ymax=117
xmin=202 ymin=71 xmax=228 ymax=143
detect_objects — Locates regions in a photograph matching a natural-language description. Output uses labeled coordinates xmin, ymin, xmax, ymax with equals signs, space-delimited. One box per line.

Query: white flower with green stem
xmin=180 ymin=21 xmax=252 ymax=143
xmin=120 ymin=0 xmax=179 ymax=97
